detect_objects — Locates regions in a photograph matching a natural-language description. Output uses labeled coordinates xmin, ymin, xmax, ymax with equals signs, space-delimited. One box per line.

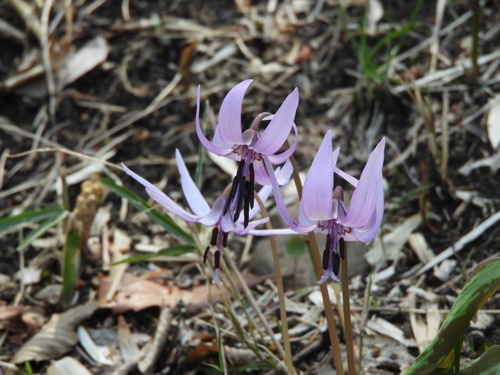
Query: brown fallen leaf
xmin=11 ymin=301 xmax=98 ymax=364
xmin=97 ymin=272 xmax=267 ymax=315
xmin=0 ymin=305 xmax=23 ymax=329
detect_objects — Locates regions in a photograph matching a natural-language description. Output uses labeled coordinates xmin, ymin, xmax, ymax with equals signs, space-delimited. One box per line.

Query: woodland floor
xmin=1 ymin=1 xmax=500 ymax=374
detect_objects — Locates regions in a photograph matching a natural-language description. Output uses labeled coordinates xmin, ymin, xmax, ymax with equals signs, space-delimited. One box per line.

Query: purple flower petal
xmin=300 ymin=132 xmax=338 ymax=222
xmin=252 ymin=88 xmax=299 ymax=155
xmin=263 ymin=157 xmax=316 ymax=233
xmin=175 ymin=150 xmax=210 ymax=216
xmin=198 ymin=196 xmax=225 ymax=227
xmin=252 ymin=159 xmax=271 ymax=185
xmin=121 ymin=163 xmax=202 ymax=223
xmin=342 ymin=138 xmax=385 ymax=229
xmin=351 ymin=175 xmax=384 ymax=242
xmin=248 ymin=227 xmax=296 ymax=236
xmin=195 ymin=86 xmax=229 ymax=156
xmin=217 ymin=80 xmax=252 ymax=145
xmin=266 ymin=123 xmax=298 ymax=164
xmin=317 ymin=269 xmax=340 ymax=284
xmin=334 ymin=166 xmax=359 ymax=187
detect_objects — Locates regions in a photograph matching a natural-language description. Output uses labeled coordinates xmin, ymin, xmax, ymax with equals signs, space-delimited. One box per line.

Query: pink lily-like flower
xmin=196 ymin=79 xmax=299 ymax=228
xmin=254 ymin=131 xmax=385 ymax=284
xmin=122 ymin=150 xmax=292 ymax=284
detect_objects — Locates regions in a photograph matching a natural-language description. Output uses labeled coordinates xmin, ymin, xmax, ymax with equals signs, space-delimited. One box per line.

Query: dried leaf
xmin=11 ymin=302 xmax=98 ymax=363
xmin=98 ymin=272 xmax=266 ymax=315
xmin=77 ymin=326 xmax=114 ymax=366
xmin=487 ymin=95 xmax=500 ymax=149
xmin=366 ymin=214 xmax=422 ymax=266
xmin=47 ymin=357 xmax=93 ymax=375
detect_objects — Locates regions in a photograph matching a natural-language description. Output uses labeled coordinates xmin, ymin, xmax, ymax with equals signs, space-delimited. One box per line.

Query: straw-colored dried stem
xmin=254 ymin=192 xmax=295 ymax=375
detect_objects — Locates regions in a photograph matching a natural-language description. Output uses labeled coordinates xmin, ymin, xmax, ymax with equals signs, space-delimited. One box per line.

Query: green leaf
xmin=459 ymin=345 xmax=500 ymax=375
xmin=17 ymin=209 xmax=69 ymax=251
xmin=100 ymin=177 xmax=194 ymax=245
xmin=404 ymin=258 xmax=500 ymax=375
xmin=203 ymin=363 xmax=223 ymax=373
xmin=0 ymin=206 xmax=66 ymax=233
xmin=111 ymin=245 xmax=197 ymax=265
xmin=286 ymin=236 xmax=308 ymax=258
xmin=61 ymin=227 xmax=81 ymax=308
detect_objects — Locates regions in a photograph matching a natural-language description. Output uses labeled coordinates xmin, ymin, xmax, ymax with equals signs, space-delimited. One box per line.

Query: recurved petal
xmin=252 ymin=159 xmax=271 ymax=185
xmin=175 ymin=150 xmax=210 ymax=216
xmin=217 ymin=80 xmax=252 ymax=145
xmin=341 ymin=137 xmax=385 ymax=229
xmin=263 ymin=157 xmax=316 ymax=233
xmin=300 ymin=132 xmax=337 ymax=222
xmin=351 ymin=175 xmax=384 ymax=242
xmin=252 ymin=88 xmax=299 ymax=155
xmin=233 ymin=217 xmax=269 ymax=235
xmin=198 ymin=196 xmax=226 ymax=227
xmin=247 ymin=227 xmax=296 ymax=236
xmin=266 ymin=122 xmax=298 ymax=164
xmin=122 ymin=163 xmax=202 ymax=223
xmin=195 ymin=85 xmax=228 ymax=156
xmin=335 ymin=166 xmax=359 ymax=187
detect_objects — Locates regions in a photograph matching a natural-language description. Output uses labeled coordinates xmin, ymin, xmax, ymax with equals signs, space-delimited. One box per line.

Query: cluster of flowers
xmin=122 ymin=80 xmax=385 ymax=285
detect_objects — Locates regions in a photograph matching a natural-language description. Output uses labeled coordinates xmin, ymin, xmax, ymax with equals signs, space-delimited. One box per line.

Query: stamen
xmin=203 ymin=246 xmax=210 ymax=264
xmin=222 ymin=232 xmax=228 ymax=248
xmin=214 ymin=250 xmax=221 ymax=269
xmin=322 ymin=249 xmax=329 ymax=270
xmin=244 ymin=181 xmax=250 ymax=228
xmin=339 ymin=238 xmax=346 ymax=259
xmin=332 ymin=253 xmax=341 ymax=276
xmin=210 ymin=227 xmax=219 ymax=246
xmin=233 ymin=190 xmax=243 ymax=222
xmin=223 ymin=175 xmax=239 ymax=215
xmin=325 ymin=233 xmax=331 ymax=251
xmin=249 ymin=163 xmax=255 ymax=209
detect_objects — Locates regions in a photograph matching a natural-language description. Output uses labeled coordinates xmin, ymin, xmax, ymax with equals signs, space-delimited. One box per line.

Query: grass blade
xmin=111 ymin=244 xmax=197 ymax=265
xmin=0 ymin=206 xmax=66 ymax=234
xmin=61 ymin=227 xmax=81 ymax=308
xmin=17 ymin=208 xmax=69 ymax=250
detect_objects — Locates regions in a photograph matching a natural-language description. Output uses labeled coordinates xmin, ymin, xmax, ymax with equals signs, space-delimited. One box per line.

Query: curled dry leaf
xmin=11 ymin=301 xmax=98 ymax=364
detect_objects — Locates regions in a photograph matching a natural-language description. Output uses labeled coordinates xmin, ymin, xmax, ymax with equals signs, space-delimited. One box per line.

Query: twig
xmin=429 ymin=0 xmax=446 ymax=74
xmin=410 ymin=210 xmax=500 ymax=277
xmin=41 ymin=0 xmax=57 ymax=126
xmin=137 ymin=306 xmax=173 ymax=374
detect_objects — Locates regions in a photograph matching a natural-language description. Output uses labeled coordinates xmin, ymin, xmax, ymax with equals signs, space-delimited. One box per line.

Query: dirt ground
xmin=1 ymin=0 xmax=500 ymax=374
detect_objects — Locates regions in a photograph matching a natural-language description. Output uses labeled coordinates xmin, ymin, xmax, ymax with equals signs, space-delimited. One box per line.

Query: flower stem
xmin=341 ymin=245 xmax=357 ymax=375
xmin=286 ymin=145 xmax=345 ymax=375
xmin=254 ymin=193 xmax=295 ymax=375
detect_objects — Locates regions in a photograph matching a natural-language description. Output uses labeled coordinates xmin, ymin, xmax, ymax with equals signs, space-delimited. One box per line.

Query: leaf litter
xmin=0 ymin=0 xmax=499 ymax=374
